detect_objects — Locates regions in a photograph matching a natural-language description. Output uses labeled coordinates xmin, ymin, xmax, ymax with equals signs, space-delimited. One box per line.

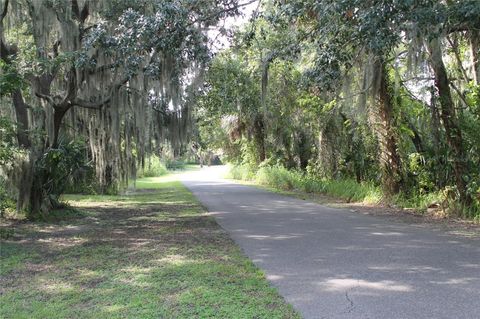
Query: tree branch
xmin=189 ymin=0 xmax=258 ymax=27
xmin=88 ymin=63 xmax=117 ymax=75
xmin=0 ymin=0 xmax=8 ymax=23
xmin=59 ymin=67 xmax=77 ymax=107
xmin=72 ymin=76 xmax=130 ymax=110
xmin=447 ymin=35 xmax=471 ymax=83
xmin=447 ymin=23 xmax=480 ymax=34
xmin=449 ymin=81 xmax=469 ymax=109
xmin=35 ymin=91 xmax=55 ymax=105
xmin=402 ymin=84 xmax=430 ymax=109
xmin=72 ymin=98 xmax=109 ymax=109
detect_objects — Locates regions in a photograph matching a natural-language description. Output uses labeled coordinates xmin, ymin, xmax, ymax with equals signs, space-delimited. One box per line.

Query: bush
xmin=34 ymin=140 xmax=91 ymax=206
xmin=0 ymin=177 xmax=16 ymax=218
xmin=0 ymin=117 xmax=18 ymax=166
xmin=321 ymin=179 xmax=382 ymax=203
xmin=63 ymin=163 xmax=97 ymax=195
xmin=393 ymin=186 xmax=480 ymax=220
xmin=228 ymin=164 xmax=256 ymax=180
xmin=0 ymin=117 xmax=18 ymax=217
xmin=139 ymin=155 xmax=168 ymax=177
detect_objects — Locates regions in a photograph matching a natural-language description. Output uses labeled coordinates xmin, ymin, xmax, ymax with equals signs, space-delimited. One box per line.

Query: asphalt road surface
xmin=181 ymin=167 xmax=480 ymax=319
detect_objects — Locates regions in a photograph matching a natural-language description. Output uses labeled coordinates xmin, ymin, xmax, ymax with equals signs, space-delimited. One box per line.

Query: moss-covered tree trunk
xmin=373 ymin=58 xmax=403 ymax=195
xmin=253 ymin=114 xmax=266 ymax=163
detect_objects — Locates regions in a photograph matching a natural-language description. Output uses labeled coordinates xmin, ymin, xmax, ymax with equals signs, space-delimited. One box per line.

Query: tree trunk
xmin=257 ymin=55 xmax=271 ymax=164
xmin=428 ymin=85 xmax=448 ymax=188
xmin=11 ymin=89 xmax=31 ymax=148
xmin=52 ymin=106 xmax=69 ymax=147
xmin=253 ymin=114 xmax=266 ymax=163
xmin=470 ymin=30 xmax=480 ymax=85
xmin=373 ymin=58 xmax=403 ymax=195
xmin=427 ymin=37 xmax=471 ymax=206
xmin=297 ymin=130 xmax=311 ymax=170
xmin=28 ymin=170 xmax=48 ymax=219
xmin=429 ymin=86 xmax=442 ymax=149
xmin=1 ymin=5 xmax=31 ymax=149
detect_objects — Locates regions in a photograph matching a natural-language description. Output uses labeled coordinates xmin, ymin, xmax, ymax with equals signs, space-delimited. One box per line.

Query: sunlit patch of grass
xmin=134 ymin=176 xmax=181 ymax=188
xmin=1 ymin=175 xmax=299 ymax=318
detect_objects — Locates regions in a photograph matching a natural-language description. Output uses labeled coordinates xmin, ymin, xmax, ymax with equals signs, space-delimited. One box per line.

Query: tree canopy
xmin=1 ymin=0 xmax=479 ymax=220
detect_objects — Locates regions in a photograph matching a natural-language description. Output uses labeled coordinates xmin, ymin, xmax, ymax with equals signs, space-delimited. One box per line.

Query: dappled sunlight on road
xmin=245 ymin=234 xmax=301 ymax=240
xmin=266 ymin=274 xmax=284 ymax=281
xmin=320 ymin=278 xmax=413 ymax=293
xmin=182 ymin=164 xmax=480 ymax=319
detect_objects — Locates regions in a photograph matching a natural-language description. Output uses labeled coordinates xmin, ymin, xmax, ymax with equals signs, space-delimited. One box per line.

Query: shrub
xmin=34 ymin=139 xmax=91 ymax=207
xmin=139 ymin=155 xmax=168 ymax=177
xmin=0 ymin=177 xmax=15 ymax=218
xmin=257 ymin=165 xmax=299 ymax=191
xmin=321 ymin=179 xmax=382 ymax=203
xmin=0 ymin=116 xmax=18 ymax=166
xmin=228 ymin=164 xmax=256 ymax=180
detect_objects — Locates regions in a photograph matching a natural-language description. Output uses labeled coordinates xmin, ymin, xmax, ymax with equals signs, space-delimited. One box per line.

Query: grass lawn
xmin=0 ymin=175 xmax=299 ymax=319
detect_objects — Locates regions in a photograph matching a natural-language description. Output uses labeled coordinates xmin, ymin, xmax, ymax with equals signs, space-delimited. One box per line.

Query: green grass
xmin=0 ymin=175 xmax=299 ymax=319
xmin=229 ymin=164 xmax=382 ymax=204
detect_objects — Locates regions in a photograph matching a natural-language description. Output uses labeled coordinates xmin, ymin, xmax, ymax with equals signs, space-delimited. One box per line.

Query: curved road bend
xmin=181 ymin=167 xmax=480 ymax=319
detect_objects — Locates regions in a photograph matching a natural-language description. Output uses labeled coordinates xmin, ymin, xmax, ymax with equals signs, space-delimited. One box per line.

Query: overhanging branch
xmin=35 ymin=91 xmax=55 ymax=105
xmin=72 ymin=76 xmax=130 ymax=110
xmin=0 ymin=0 xmax=8 ymax=23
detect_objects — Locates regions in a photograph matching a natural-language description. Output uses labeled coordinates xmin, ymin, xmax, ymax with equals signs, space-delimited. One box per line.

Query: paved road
xmin=181 ymin=167 xmax=480 ymax=319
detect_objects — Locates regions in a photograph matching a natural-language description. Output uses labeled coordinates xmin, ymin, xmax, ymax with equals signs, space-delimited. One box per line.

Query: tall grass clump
xmin=256 ymin=165 xmax=300 ymax=190
xmin=393 ymin=191 xmax=443 ymax=212
xmin=321 ymin=179 xmax=382 ymax=204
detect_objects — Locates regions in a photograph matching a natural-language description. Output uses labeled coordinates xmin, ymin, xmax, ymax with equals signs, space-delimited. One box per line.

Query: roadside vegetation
xmin=228 ymin=164 xmax=479 ymax=222
xmin=0 ymin=175 xmax=299 ymax=319
xmin=196 ymin=2 xmax=480 ymax=222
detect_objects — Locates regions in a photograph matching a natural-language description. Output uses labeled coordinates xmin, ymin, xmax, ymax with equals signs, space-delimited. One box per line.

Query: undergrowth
xmin=138 ymin=155 xmax=168 ymax=178
xmin=229 ymin=164 xmax=382 ymax=204
xmin=228 ymin=164 xmax=480 ymax=221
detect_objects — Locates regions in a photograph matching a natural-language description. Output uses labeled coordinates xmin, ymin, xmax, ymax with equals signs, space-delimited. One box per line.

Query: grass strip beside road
xmin=0 ymin=175 xmax=299 ymax=319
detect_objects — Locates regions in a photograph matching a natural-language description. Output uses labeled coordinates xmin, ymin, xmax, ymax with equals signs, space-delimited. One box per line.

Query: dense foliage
xmin=196 ymin=1 xmax=480 ymax=218
xmin=1 ymin=0 xmax=479 ymax=220
xmin=0 ymin=0 xmax=248 ymax=218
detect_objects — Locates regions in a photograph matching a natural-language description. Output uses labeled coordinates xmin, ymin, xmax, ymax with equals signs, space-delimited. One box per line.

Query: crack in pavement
xmin=344 ymin=290 xmax=355 ymax=314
